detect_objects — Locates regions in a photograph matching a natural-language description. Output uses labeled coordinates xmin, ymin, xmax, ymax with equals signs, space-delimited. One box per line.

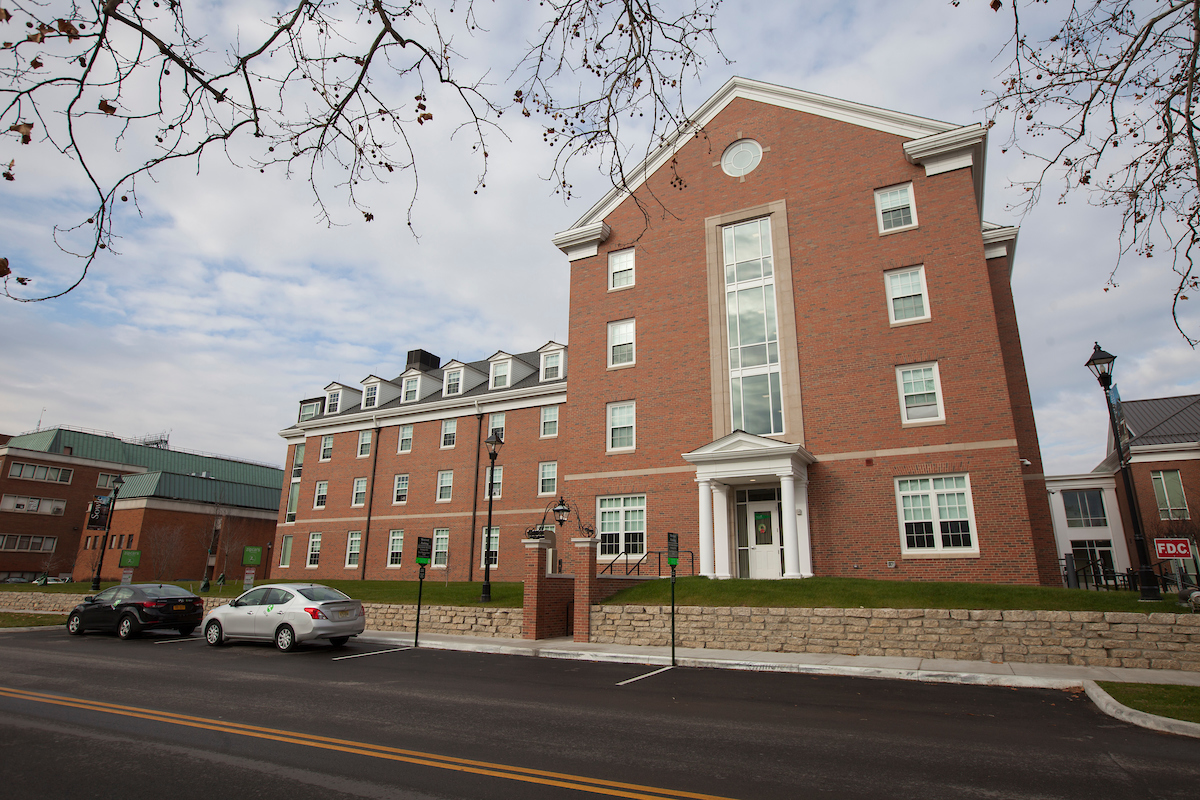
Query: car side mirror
xmin=231 ymin=598 xmax=243 ymax=608
xmin=83 ymin=596 xmax=94 ymax=603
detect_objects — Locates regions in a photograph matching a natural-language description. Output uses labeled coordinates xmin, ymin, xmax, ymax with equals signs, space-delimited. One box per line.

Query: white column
xmin=713 ymin=483 xmax=732 ymax=579
xmin=698 ymin=478 xmax=715 ymax=577
xmin=796 ymin=475 xmax=814 ymax=577
xmin=781 ymin=473 xmax=801 ymax=578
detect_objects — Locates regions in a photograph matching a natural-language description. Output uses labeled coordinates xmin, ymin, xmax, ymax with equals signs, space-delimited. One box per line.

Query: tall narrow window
xmin=358 ymin=430 xmax=371 ymax=457
xmin=608 ymin=320 xmax=635 ymax=367
xmin=437 ymin=471 xmax=454 ymax=502
xmin=285 ymin=483 xmax=300 ymax=523
xmin=345 ymin=531 xmax=361 ymax=567
xmin=388 ymin=530 xmax=404 ymax=567
xmin=441 ymin=419 xmax=457 ymax=448
xmin=541 ymin=351 xmax=561 ymax=381
xmin=896 ymin=363 xmax=945 ymax=425
xmin=291 ymin=444 xmax=305 ymax=479
xmin=321 ymin=435 xmax=334 ymax=461
xmin=444 ymin=370 xmax=462 ymax=396
xmin=314 ymin=481 xmax=328 ymax=509
xmin=1151 ymin=470 xmax=1190 ymax=519
xmin=398 ymin=425 xmax=413 ymax=453
xmin=307 ymin=533 xmax=322 ymax=567
xmin=491 ymin=361 xmax=510 ymax=389
xmin=363 ymin=385 xmax=378 ymax=408
xmin=403 ymin=377 xmax=419 ymax=402
xmin=724 ymin=217 xmax=783 ymax=435
xmin=433 ymin=528 xmax=449 ymax=566
xmin=327 ymin=391 xmax=340 ymax=414
xmin=539 ymin=462 xmax=557 ymax=496
xmin=489 ymin=413 xmax=505 ymax=440
xmin=393 ymin=474 xmax=409 ymax=504
xmin=485 ymin=465 xmax=503 ymax=499
xmin=875 ymin=183 xmax=917 ymax=233
xmin=884 ymin=266 xmax=930 ymax=325
xmin=279 ymin=535 xmax=292 ymax=568
xmin=541 ymin=406 xmax=559 ymax=438
xmin=352 ymin=477 xmax=368 ymax=507
xmin=609 ymin=248 xmax=635 ymax=289
xmin=481 ymin=527 xmax=499 ymax=567
xmin=607 ymin=402 xmax=635 ymax=451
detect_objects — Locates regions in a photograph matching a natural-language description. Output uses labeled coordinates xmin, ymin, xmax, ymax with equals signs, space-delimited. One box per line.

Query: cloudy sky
xmin=2 ymin=0 xmax=1197 ymax=474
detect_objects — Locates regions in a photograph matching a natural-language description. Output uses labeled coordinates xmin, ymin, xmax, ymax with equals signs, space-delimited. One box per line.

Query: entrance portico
xmin=682 ymin=431 xmax=816 ymax=579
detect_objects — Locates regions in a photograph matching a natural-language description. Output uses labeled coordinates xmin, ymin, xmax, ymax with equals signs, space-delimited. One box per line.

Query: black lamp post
xmin=90 ymin=475 xmax=124 ymax=592
xmin=480 ymin=431 xmax=503 ymax=603
xmin=1085 ymin=343 xmax=1161 ymax=601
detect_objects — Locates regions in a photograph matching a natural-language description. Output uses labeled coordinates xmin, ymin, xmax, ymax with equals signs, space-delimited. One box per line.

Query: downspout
xmin=360 ymin=415 xmax=381 ymax=580
xmin=468 ymin=400 xmax=484 ymax=582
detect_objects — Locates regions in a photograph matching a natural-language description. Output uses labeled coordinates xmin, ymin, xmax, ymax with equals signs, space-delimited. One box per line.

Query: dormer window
xmin=541 ymin=352 xmax=561 ymax=381
xmin=490 ymin=361 xmax=510 ymax=389
xmin=444 ymin=370 xmax=462 ymax=396
xmin=299 ymin=401 xmax=321 ymax=422
xmin=363 ymin=385 xmax=378 ymax=409
xmin=403 ymin=377 xmax=419 ymax=402
xmin=327 ymin=391 xmax=340 ymax=414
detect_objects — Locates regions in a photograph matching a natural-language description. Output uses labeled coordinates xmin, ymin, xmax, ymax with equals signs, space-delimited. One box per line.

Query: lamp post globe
xmin=480 ymin=432 xmax=503 ymax=603
xmin=1084 ymin=343 xmax=1160 ymax=601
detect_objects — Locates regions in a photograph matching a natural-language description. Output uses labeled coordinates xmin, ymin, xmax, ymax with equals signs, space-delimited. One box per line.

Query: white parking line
xmin=615 ymin=666 xmax=673 ymax=686
xmin=153 ymin=637 xmax=204 ymax=644
xmin=332 ymin=646 xmax=412 ymax=661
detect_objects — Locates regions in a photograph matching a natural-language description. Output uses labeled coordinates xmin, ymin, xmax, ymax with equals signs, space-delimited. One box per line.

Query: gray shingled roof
xmin=1122 ymin=394 xmax=1200 ymax=446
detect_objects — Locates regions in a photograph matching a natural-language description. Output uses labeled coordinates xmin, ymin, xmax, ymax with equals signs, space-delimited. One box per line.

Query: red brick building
xmin=274 ymin=78 xmax=1059 ymax=586
xmin=0 ymin=427 xmax=282 ymax=583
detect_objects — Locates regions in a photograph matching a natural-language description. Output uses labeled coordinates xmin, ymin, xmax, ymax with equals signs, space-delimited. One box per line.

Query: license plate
xmin=338 ymin=610 xmax=349 ymax=619
xmin=173 ymin=605 xmax=186 ymax=611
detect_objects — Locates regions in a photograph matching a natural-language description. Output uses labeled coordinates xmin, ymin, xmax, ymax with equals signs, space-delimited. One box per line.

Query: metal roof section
xmin=6 ymin=428 xmax=283 ymax=489
xmin=1123 ymin=394 xmax=1200 ymax=446
xmin=116 ymin=471 xmax=281 ymax=512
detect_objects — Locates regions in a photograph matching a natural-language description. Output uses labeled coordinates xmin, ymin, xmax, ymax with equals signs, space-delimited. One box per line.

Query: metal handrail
xmin=599 ymin=549 xmax=696 ymax=576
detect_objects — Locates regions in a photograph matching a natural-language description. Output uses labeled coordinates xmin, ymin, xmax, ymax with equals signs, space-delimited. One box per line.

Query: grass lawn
xmin=1097 ymin=682 xmax=1200 ymax=725
xmin=604 ymin=576 xmax=1189 ymax=614
xmin=0 ymin=612 xmax=68 ymax=628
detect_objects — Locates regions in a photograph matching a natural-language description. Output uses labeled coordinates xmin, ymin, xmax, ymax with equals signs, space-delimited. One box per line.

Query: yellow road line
xmin=0 ymin=686 xmax=738 ymax=800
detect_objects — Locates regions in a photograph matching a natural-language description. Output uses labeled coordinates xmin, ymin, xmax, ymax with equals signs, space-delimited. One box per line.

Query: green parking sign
xmin=119 ymin=550 xmax=141 ymax=568
xmin=242 ymin=546 xmax=262 ymax=566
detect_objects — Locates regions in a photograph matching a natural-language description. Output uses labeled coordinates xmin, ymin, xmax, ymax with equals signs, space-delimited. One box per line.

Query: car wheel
xmin=116 ymin=614 xmax=140 ymax=640
xmin=274 ymin=624 xmax=297 ymax=652
xmin=204 ymin=620 xmax=224 ymax=646
xmin=178 ymin=625 xmax=196 ymax=636
xmin=329 ymin=636 xmax=349 ymax=648
xmin=66 ymin=612 xmax=84 ymax=636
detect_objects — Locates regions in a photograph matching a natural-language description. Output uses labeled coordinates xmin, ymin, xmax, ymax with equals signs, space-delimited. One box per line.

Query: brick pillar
xmin=522 ymin=539 xmax=550 ymax=640
xmin=572 ymin=537 xmax=599 ymax=643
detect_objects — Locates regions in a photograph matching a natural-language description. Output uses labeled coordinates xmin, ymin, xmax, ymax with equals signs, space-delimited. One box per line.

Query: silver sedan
xmin=202 ymin=583 xmax=365 ymax=651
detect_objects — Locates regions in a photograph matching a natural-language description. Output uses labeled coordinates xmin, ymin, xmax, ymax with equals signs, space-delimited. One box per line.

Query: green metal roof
xmin=116 ymin=472 xmax=281 ymax=512
xmin=6 ymin=428 xmax=283 ymax=490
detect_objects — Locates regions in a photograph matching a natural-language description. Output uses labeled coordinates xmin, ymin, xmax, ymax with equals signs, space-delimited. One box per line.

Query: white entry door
xmin=746 ymin=501 xmax=781 ymax=579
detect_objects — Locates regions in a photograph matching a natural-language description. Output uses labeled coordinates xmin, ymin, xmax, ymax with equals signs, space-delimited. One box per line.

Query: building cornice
xmin=550 ymin=221 xmax=611 ymax=261
xmin=982 ymin=224 xmax=1020 ymax=277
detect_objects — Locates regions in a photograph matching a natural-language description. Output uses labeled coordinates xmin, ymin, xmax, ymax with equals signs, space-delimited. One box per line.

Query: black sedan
xmin=67 ymin=584 xmax=206 ymax=639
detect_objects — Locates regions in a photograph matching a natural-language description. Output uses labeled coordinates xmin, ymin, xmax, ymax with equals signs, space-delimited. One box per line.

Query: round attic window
xmin=721 ymin=139 xmax=762 ymax=177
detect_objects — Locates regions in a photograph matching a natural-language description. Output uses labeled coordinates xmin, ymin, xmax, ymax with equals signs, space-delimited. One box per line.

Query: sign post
xmin=414 ymin=536 xmax=433 ymax=648
xmin=667 ymin=532 xmax=679 ymax=667
xmin=118 ymin=550 xmax=140 ymax=585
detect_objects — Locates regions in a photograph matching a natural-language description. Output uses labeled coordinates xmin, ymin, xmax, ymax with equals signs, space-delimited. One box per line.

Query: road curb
xmin=1083 ymin=680 xmax=1200 ymax=739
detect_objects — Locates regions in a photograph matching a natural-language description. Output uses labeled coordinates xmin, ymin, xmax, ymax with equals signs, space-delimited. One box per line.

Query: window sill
xmin=878 ymin=224 xmax=918 ymax=236
xmin=305 ymin=565 xmax=319 ymax=569
xmin=386 ymin=563 xmax=403 ymax=569
xmin=436 ymin=498 xmax=453 ymax=504
xmin=313 ymin=506 xmax=326 ymax=511
xmin=540 ymin=434 xmax=559 ymax=440
xmin=606 ymin=448 xmax=636 ymax=455
xmin=398 ymin=450 xmax=412 ymax=455
xmin=607 ymin=362 xmax=635 ymax=371
xmin=900 ymin=551 xmax=979 ymax=559
xmin=392 ymin=501 xmax=408 ymax=506
xmin=351 ymin=504 xmax=366 ymax=509
xmin=889 ymin=316 xmax=931 ymax=328
xmin=607 ymin=284 xmax=635 ymax=293
xmin=901 ymin=418 xmax=946 ymax=429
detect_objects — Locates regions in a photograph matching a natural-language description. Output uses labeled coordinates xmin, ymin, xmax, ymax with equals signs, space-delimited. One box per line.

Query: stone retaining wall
xmin=591 ymin=606 xmax=1200 ymax=671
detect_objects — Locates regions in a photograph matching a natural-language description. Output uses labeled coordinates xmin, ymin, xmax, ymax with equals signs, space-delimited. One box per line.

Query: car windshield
xmin=297 ymin=586 xmax=351 ymax=602
xmin=140 ymin=585 xmax=197 ymax=598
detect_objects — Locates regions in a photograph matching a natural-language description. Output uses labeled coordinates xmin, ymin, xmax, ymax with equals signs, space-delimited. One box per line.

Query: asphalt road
xmin=1 ymin=625 xmax=1198 ymax=799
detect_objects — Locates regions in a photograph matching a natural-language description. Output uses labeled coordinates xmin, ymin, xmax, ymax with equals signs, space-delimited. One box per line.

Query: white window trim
xmin=362 ymin=384 xmax=379 ymax=409
xmin=490 ymin=360 xmax=511 ymax=390
xmin=608 ymin=247 xmax=635 ymax=291
xmin=320 ymin=434 xmax=334 ymax=461
xmin=345 ymin=531 xmax=362 ymax=569
xmin=358 ymin=430 xmax=372 ymax=458
xmin=351 ymin=477 xmax=368 ymax=508
xmin=484 ymin=465 xmax=503 ymax=499
xmin=306 ymin=533 xmax=322 ymax=568
xmin=540 ymin=351 xmax=563 ymax=382
xmin=883 ymin=264 xmax=931 ymax=326
xmin=606 ymin=401 xmax=636 ymax=453
xmin=387 ymin=530 xmax=404 ymax=568
xmin=393 ymin=474 xmax=409 ymax=505
xmin=540 ymin=406 xmax=559 ymax=439
xmin=299 ymin=401 xmax=321 ymax=422
xmin=895 ymin=361 xmax=946 ymax=427
xmin=398 ymin=425 xmax=414 ymax=454
xmin=441 ymin=419 xmax=457 ymax=449
xmin=607 ymin=319 xmax=636 ymax=369
xmin=443 ymin=369 xmax=463 ymax=396
xmin=894 ymin=474 xmax=980 ymax=558
xmin=314 ymin=481 xmax=328 ymax=510
xmin=402 ymin=377 xmax=419 ymax=403
xmin=327 ymin=391 xmax=341 ymax=414
xmin=278 ymin=534 xmax=293 ymax=568
xmin=597 ymin=494 xmax=647 ymax=558
xmin=538 ymin=462 xmax=557 ymax=497
xmin=489 ymin=413 xmax=506 ymax=440
xmin=432 ymin=528 xmax=449 ymax=568
xmin=436 ymin=470 xmax=454 ymax=503
xmin=480 ymin=526 xmax=499 ymax=569
xmin=874 ymin=182 xmax=918 ymax=235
